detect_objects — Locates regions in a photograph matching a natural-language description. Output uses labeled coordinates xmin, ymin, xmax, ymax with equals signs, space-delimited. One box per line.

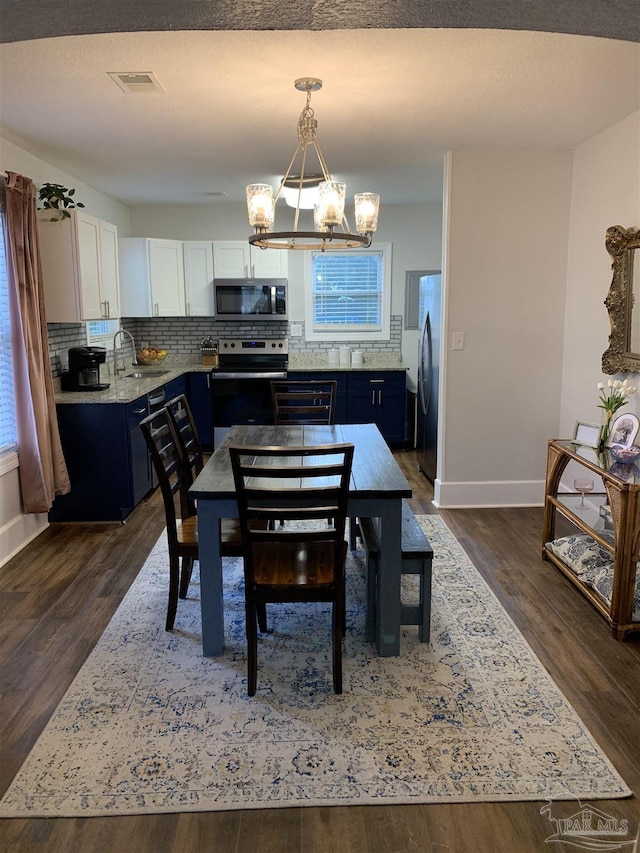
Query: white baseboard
xmin=433 ymin=478 xmax=545 ymax=508
xmin=0 ymin=512 xmax=49 ymax=569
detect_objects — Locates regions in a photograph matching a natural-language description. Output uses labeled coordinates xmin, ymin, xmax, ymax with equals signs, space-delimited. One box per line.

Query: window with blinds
xmin=87 ymin=318 xmax=119 ymax=345
xmin=311 ymin=250 xmax=384 ymax=331
xmin=0 ymin=212 xmax=18 ymax=460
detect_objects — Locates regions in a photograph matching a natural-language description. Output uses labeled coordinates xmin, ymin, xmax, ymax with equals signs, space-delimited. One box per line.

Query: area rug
xmin=0 ymin=517 xmax=631 ymax=817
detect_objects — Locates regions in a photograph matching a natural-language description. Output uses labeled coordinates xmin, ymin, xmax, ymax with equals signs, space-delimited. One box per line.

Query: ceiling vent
xmin=108 ymin=72 xmax=165 ymax=95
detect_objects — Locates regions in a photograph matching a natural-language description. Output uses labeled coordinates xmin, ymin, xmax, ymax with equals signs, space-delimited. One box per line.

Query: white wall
xmin=560 ymin=111 xmax=640 ymax=438
xmin=1 ymin=137 xmax=132 ymax=233
xmin=0 ymin=137 xmax=132 ymax=567
xmin=436 ymin=148 xmax=573 ymax=507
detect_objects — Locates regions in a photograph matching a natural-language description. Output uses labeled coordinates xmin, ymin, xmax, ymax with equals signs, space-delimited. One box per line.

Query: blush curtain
xmin=3 ymin=172 xmax=70 ymax=512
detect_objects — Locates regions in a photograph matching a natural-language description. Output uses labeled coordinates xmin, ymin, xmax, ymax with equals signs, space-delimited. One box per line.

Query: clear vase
xmin=601 ymin=410 xmax=614 ymax=448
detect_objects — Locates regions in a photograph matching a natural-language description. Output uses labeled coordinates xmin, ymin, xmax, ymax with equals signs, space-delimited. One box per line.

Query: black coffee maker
xmin=61 ymin=346 xmax=110 ymax=391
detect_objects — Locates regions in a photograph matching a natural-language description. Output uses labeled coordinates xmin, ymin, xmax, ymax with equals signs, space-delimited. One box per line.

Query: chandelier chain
xmin=297 ymin=89 xmax=317 ymax=145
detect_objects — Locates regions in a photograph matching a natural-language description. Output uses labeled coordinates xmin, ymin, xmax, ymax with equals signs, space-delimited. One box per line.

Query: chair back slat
xmin=271 ymin=380 xmax=337 ymax=425
xmin=229 ymin=442 xmax=353 ymax=554
xmin=165 ymin=394 xmax=204 ymax=517
xmin=140 ymin=409 xmax=187 ymax=542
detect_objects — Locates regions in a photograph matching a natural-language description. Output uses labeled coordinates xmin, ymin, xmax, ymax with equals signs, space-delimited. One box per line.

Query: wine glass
xmin=574 ymin=477 xmax=595 ymax=509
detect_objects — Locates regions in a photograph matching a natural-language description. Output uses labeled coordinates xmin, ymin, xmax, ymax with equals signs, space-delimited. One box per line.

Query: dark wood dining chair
xmin=140 ymin=407 xmax=244 ymax=631
xmin=229 ymin=441 xmax=354 ymax=696
xmin=271 ymin=380 xmax=337 ymax=425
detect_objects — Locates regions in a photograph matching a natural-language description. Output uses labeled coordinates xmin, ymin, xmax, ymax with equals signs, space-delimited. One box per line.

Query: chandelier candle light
xmin=597 ymin=378 xmax=637 ymax=445
xmin=246 ymin=78 xmax=380 ymax=251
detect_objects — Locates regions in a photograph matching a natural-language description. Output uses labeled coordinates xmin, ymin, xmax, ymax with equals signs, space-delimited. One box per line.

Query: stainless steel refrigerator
xmin=416 ymin=274 xmax=441 ymax=482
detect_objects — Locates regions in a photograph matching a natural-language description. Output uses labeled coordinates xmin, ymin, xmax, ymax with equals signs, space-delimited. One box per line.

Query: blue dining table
xmin=189 ymin=422 xmax=412 ymax=657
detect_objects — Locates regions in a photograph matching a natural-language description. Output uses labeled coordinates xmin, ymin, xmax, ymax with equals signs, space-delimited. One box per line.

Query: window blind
xmin=312 ymin=251 xmax=383 ymax=330
xmin=0 ymin=213 xmax=18 ymax=456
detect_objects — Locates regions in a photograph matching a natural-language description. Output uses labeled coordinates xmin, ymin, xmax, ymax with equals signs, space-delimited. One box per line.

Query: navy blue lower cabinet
xmin=286 ymin=371 xmax=347 ymax=423
xmin=163 ymin=375 xmax=187 ymax=402
xmin=50 ymin=396 xmax=152 ymax=522
xmin=188 ymin=372 xmax=214 ymax=450
xmin=347 ymin=372 xmax=407 ymax=446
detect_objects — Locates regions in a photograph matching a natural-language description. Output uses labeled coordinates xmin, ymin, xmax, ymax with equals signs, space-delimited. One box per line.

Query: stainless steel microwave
xmin=213 ymin=279 xmax=288 ymax=321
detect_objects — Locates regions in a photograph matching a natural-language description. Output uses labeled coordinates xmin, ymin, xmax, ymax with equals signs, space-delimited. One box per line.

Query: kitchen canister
xmin=352 ymin=350 xmax=364 ymax=367
xmin=327 ymin=348 xmax=339 ymax=365
xmin=339 ymin=346 xmax=352 ymax=366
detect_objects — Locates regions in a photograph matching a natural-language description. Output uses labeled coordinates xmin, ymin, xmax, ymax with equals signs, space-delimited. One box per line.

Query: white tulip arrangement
xmin=597 ymin=378 xmax=637 ymax=444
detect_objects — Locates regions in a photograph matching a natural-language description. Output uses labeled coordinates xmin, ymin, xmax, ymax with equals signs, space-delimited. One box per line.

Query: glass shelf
xmin=558 ymin=440 xmax=640 ymax=483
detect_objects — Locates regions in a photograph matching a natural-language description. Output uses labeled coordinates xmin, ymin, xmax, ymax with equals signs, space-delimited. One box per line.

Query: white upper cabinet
xmin=38 ymin=210 xmax=121 ymax=322
xmin=98 ymin=220 xmax=121 ymax=319
xmin=183 ymin=241 xmax=215 ymax=316
xmin=212 ymin=241 xmax=288 ymax=279
xmin=119 ymin=238 xmax=186 ymax=317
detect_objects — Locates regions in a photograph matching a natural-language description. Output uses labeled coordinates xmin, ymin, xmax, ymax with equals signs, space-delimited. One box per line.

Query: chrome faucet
xmin=112 ymin=328 xmax=138 ymax=375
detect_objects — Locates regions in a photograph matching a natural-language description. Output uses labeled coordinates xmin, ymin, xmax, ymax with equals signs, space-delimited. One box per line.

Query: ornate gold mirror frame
xmin=602 ymin=225 xmax=640 ymax=374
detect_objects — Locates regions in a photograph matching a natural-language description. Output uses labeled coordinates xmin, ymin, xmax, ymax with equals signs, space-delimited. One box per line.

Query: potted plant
xmin=37 ymin=183 xmax=85 ymax=221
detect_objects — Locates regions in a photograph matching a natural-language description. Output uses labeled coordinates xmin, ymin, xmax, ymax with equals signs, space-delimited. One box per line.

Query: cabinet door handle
xmin=154 ymin=302 xmax=159 ymax=316
xmin=133 ymin=407 xmax=146 ymax=415
xmin=186 ymin=302 xmax=191 ymax=316
xmin=105 ymin=299 xmax=110 ymax=318
xmin=378 ymin=389 xmax=382 ymax=405
xmin=206 ymin=374 xmax=210 ymax=389
xmin=371 ymin=389 xmax=376 ymax=405
xmin=244 ymin=264 xmax=249 ymax=278
xmin=251 ymin=264 xmax=256 ymax=277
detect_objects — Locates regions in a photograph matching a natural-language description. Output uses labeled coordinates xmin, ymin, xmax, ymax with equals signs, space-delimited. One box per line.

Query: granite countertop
xmin=54 ymin=354 xmax=407 ymax=404
xmin=54 ymin=361 xmax=211 ymax=405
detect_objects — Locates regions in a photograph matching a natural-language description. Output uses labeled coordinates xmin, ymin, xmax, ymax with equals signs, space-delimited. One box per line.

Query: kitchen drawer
xmin=126 ymin=396 xmax=149 ymax=429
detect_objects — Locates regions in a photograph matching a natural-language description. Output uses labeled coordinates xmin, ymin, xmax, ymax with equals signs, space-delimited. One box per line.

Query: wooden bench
xmin=357 ymin=500 xmax=433 ymax=643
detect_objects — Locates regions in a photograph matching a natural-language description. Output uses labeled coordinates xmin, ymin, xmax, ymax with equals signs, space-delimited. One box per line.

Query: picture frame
xmin=571 ymin=421 xmax=603 ymax=449
xmin=607 ymin=412 xmax=640 ymax=448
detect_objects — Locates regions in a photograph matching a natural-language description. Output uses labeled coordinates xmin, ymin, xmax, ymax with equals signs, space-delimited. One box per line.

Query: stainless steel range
xmin=210 ymin=337 xmax=288 ymax=448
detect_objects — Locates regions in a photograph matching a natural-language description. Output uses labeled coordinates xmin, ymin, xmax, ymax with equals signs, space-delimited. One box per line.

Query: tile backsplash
xmin=47 ymin=316 xmax=403 ymax=378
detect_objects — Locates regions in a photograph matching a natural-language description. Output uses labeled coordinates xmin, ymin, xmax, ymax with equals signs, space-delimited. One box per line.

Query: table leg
xmin=197 ymin=502 xmax=225 ymax=656
xmin=376 ymin=499 xmax=402 ymax=656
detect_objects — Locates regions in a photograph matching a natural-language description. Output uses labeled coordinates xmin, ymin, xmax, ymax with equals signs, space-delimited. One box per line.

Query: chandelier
xmin=246 ymin=78 xmax=380 ymax=251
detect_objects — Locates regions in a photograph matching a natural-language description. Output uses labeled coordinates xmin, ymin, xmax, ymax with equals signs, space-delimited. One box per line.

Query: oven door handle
xmin=211 ymin=371 xmax=288 ymax=380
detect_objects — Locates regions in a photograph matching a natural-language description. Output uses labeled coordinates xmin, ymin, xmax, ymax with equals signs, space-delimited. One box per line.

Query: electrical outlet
xmin=452 ymin=332 xmax=465 ymax=350
xmin=290 ymin=323 xmax=303 ymax=337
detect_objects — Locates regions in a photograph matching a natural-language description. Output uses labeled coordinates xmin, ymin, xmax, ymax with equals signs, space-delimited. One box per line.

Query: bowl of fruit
xmin=136 ymin=346 xmax=167 ymax=365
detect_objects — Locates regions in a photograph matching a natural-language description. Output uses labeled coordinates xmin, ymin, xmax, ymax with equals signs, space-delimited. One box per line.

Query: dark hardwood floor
xmin=1 ymin=450 xmax=639 ymax=852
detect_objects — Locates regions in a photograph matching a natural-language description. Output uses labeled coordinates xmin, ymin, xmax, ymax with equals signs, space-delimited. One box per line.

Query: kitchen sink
xmin=125 ymin=370 xmax=169 ymax=378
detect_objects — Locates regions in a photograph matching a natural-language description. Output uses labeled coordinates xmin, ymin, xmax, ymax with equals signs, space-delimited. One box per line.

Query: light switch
xmin=290 ymin=323 xmax=303 ymax=337
xmin=452 ymin=332 xmax=465 ymax=350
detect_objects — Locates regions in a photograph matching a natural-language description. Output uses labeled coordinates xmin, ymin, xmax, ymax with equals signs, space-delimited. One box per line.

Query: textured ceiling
xmin=2 ymin=0 xmax=639 ymax=43
xmin=0 ymin=5 xmax=638 ymax=207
